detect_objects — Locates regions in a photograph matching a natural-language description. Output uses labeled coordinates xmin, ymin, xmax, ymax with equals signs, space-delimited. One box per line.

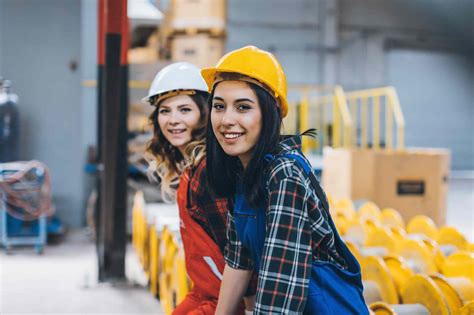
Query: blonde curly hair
xmin=146 ymin=92 xmax=208 ymax=203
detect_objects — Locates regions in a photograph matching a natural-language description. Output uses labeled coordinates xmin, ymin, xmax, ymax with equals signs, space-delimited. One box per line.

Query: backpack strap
xmin=277 ymin=153 xmax=330 ymax=213
xmin=267 ymin=153 xmax=363 ymax=275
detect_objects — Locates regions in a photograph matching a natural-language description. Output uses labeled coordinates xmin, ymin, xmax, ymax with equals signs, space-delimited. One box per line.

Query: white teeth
xmin=169 ymin=129 xmax=185 ymax=134
xmin=223 ymin=133 xmax=243 ymax=139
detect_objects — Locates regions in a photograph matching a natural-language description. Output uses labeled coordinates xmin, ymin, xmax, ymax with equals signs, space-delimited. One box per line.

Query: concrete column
xmin=319 ymin=0 xmax=339 ymax=86
xmin=365 ymin=32 xmax=385 ymax=86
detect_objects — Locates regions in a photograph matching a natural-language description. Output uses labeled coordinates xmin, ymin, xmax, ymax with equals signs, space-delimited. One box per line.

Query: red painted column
xmin=97 ymin=0 xmax=129 ymax=281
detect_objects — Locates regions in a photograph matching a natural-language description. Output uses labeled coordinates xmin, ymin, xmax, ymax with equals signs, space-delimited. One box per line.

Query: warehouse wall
xmin=0 ymin=0 xmax=85 ymax=227
xmin=338 ymin=0 xmax=473 ymax=169
xmin=80 ymin=0 xmax=98 ymax=216
xmin=227 ymin=0 xmax=322 ymax=86
xmin=387 ymin=49 xmax=474 ymax=169
xmin=338 ymin=0 xmax=465 ymax=89
xmin=81 ymin=0 xmax=98 ymax=155
xmin=0 ymin=5 xmax=3 ymax=74
xmin=228 ymin=0 xmax=473 ymax=169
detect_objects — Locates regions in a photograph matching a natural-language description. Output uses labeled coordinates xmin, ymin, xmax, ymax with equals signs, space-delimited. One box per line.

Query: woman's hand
xmin=243 ymin=295 xmax=256 ymax=314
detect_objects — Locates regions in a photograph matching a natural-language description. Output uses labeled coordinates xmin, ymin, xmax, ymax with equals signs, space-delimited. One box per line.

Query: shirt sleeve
xmin=224 ymin=210 xmax=254 ymax=271
xmin=254 ymin=164 xmax=313 ymax=314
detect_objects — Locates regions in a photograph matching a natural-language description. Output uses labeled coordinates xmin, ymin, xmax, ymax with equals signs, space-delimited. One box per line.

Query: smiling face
xmin=211 ymin=81 xmax=262 ymax=168
xmin=157 ymin=94 xmax=201 ymax=156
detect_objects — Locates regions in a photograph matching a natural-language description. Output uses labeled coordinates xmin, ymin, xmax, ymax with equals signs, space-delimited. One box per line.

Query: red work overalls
xmin=173 ymin=169 xmax=244 ymax=315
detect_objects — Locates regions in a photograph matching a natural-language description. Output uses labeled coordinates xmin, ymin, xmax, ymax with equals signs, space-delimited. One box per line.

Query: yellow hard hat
xmin=201 ymin=46 xmax=288 ymax=117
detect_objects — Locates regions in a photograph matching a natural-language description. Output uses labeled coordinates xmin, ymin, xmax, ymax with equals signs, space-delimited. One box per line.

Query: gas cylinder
xmin=0 ymin=79 xmax=20 ymax=162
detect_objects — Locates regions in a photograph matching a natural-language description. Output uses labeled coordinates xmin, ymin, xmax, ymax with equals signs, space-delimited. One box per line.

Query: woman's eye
xmin=159 ymin=108 xmax=169 ymax=114
xmin=213 ymin=103 xmax=224 ymax=110
xmin=180 ymin=107 xmax=191 ymax=113
xmin=237 ymin=104 xmax=251 ymax=111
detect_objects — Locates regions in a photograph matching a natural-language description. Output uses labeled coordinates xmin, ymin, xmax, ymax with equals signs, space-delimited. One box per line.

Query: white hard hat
xmin=142 ymin=62 xmax=209 ymax=105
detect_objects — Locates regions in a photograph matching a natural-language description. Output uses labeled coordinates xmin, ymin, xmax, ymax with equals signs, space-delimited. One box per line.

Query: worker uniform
xmin=174 ymin=159 xmax=246 ymax=315
xmin=142 ymin=61 xmax=245 ymax=314
xmin=227 ymin=136 xmax=369 ymax=314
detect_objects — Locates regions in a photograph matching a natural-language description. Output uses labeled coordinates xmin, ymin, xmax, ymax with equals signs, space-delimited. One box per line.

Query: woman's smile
xmin=211 ymin=81 xmax=262 ymax=168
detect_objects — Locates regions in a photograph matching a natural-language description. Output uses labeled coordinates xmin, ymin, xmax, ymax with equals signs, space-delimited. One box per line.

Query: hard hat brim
xmin=201 ymin=67 xmax=288 ymax=117
xmin=141 ymin=96 xmax=151 ymax=104
xmin=200 ymin=67 xmax=219 ymax=92
xmin=141 ymin=89 xmax=201 ymax=106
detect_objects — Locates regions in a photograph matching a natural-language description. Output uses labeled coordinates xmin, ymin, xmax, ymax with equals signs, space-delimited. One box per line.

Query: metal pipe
xmin=350 ymin=98 xmax=358 ymax=146
xmin=361 ymin=97 xmax=368 ymax=149
xmin=332 ymin=95 xmax=340 ymax=147
xmin=299 ymin=88 xmax=310 ymax=153
xmin=373 ymin=96 xmax=380 ymax=149
xmin=386 ymin=96 xmax=393 ymax=150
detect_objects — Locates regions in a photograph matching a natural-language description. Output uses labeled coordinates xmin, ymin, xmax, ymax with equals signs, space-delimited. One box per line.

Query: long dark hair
xmin=206 ymin=82 xmax=282 ymax=208
xmin=146 ymin=91 xmax=209 ymax=202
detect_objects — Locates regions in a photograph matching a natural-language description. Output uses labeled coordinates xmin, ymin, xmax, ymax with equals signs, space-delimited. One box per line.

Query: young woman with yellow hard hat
xmin=202 ymin=46 xmax=369 ymax=314
xmin=144 ymin=62 xmax=252 ymax=314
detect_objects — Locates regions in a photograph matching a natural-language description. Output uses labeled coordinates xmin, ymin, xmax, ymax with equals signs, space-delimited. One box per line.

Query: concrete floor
xmin=0 ymin=177 xmax=472 ymax=314
xmin=0 ymin=231 xmax=164 ymax=314
xmin=446 ymin=176 xmax=474 ymax=241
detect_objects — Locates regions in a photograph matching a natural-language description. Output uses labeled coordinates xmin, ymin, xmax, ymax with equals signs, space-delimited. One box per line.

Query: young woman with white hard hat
xmin=202 ymin=46 xmax=369 ymax=314
xmin=144 ymin=62 xmax=253 ymax=314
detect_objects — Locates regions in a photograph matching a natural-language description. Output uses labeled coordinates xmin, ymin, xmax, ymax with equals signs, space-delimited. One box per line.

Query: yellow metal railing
xmin=284 ymin=85 xmax=336 ymax=152
xmin=292 ymin=85 xmax=405 ymax=153
xmin=292 ymin=85 xmax=353 ymax=153
xmin=345 ymin=86 xmax=405 ymax=150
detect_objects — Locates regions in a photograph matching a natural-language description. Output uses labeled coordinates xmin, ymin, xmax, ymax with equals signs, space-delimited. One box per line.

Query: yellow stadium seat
xmin=406 ymin=215 xmax=438 ymax=240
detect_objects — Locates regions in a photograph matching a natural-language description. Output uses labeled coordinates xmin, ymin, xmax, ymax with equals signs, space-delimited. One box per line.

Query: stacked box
xmin=160 ymin=0 xmax=226 ymax=67
xmin=373 ymin=149 xmax=450 ymax=226
xmin=322 ymin=148 xmax=376 ymax=201
xmin=322 ymin=148 xmax=450 ymax=226
xmin=170 ymin=33 xmax=224 ymax=68
xmin=170 ymin=0 xmax=226 ymax=31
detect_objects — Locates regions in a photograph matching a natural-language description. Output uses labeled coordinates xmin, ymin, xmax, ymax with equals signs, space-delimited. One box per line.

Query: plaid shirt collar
xmin=272 ymin=135 xmax=303 ymax=155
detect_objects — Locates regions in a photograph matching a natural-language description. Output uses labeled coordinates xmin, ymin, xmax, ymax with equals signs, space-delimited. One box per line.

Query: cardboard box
xmin=128 ymin=47 xmax=159 ymax=64
xmin=170 ymin=33 xmax=224 ymax=68
xmin=373 ymin=149 xmax=450 ymax=226
xmin=169 ymin=0 xmax=226 ymax=31
xmin=322 ymin=148 xmax=450 ymax=226
xmin=322 ymin=148 xmax=375 ymax=201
